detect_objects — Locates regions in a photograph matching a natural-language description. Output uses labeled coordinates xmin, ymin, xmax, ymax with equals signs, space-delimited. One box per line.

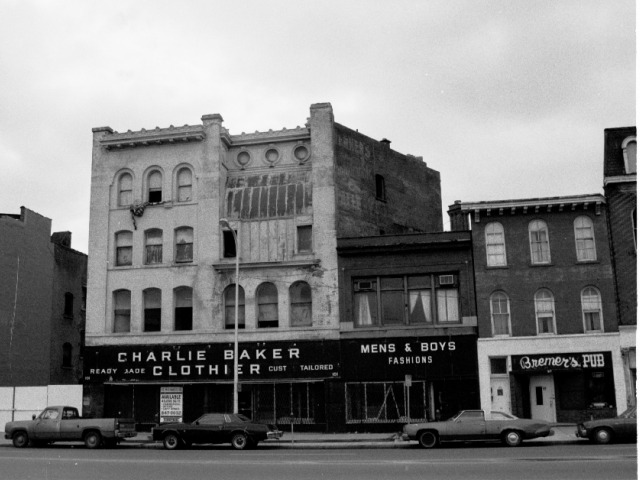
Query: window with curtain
xmin=224 ymin=284 xmax=245 ymax=329
xmin=485 ymin=222 xmax=507 ymax=266
xmin=177 ymin=167 xmax=193 ymax=202
xmin=490 ymin=291 xmax=511 ymax=336
xmin=174 ymin=287 xmax=193 ymax=331
xmin=534 ymin=289 xmax=556 ymax=334
xmin=257 ymin=283 xmax=278 ymax=328
xmin=144 ymin=288 xmax=162 ymax=332
xmin=436 ymin=288 xmax=459 ymax=323
xmin=145 ymin=229 xmax=163 ymax=265
xmin=408 ymin=275 xmax=431 ymax=324
xmin=148 ymin=170 xmax=163 ymax=203
xmin=574 ymin=216 xmax=596 ymax=261
xmin=118 ymin=172 xmax=133 ymax=207
xmin=581 ymin=287 xmax=603 ymax=332
xmin=115 ymin=231 xmax=133 ymax=266
xmin=290 ymin=281 xmax=312 ymax=326
xmin=175 ymin=227 xmax=193 ymax=263
xmin=113 ymin=290 xmax=131 ymax=333
xmin=529 ymin=220 xmax=551 ymax=264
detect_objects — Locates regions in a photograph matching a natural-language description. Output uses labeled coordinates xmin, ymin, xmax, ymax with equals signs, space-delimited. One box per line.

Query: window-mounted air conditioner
xmin=437 ymin=275 xmax=456 ymax=286
xmin=354 ymin=281 xmax=375 ymax=292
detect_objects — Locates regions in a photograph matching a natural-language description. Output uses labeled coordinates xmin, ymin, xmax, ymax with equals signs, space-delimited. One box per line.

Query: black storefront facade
xmin=83 ymin=335 xmax=479 ymax=432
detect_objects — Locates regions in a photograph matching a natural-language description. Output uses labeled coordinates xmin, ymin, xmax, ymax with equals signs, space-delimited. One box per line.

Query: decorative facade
xmin=85 ymin=103 xmax=442 ymax=430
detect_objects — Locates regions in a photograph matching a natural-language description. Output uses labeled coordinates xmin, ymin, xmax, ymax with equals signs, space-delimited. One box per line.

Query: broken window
xmin=115 ymin=231 xmax=133 ymax=266
xmin=113 ymin=289 xmax=131 ymax=333
xmin=290 ymin=281 xmax=312 ymax=327
xmin=257 ymin=282 xmax=278 ymax=328
xmin=145 ymin=229 xmax=163 ymax=265
xmin=177 ymin=167 xmax=192 ymax=202
xmin=175 ymin=227 xmax=193 ymax=263
xmin=174 ymin=287 xmax=193 ymax=331
xmin=148 ymin=170 xmax=163 ymax=203
xmin=224 ymin=284 xmax=245 ymax=329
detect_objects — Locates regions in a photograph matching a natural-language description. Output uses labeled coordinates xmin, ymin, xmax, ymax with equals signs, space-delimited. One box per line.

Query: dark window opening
xmin=375 ymin=174 xmax=386 ymax=201
xmin=64 ymin=293 xmax=74 ymax=318
xmin=297 ymin=225 xmax=312 ymax=253
xmin=223 ymin=230 xmax=237 ymax=258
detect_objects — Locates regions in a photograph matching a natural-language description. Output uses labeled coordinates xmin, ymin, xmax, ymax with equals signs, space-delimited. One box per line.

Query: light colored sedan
xmin=403 ymin=410 xmax=553 ymax=448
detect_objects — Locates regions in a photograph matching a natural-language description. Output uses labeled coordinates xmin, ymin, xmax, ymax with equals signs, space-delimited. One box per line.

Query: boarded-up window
xmin=144 ymin=288 xmax=161 ymax=332
xmin=113 ymin=290 xmax=131 ymax=333
xmin=297 ymin=226 xmax=312 ymax=253
xmin=257 ymin=283 xmax=278 ymax=328
xmin=224 ymin=284 xmax=245 ymax=329
xmin=175 ymin=227 xmax=193 ymax=263
xmin=290 ymin=281 xmax=312 ymax=327
xmin=174 ymin=287 xmax=193 ymax=331
xmin=145 ymin=229 xmax=163 ymax=265
xmin=115 ymin=231 xmax=133 ymax=266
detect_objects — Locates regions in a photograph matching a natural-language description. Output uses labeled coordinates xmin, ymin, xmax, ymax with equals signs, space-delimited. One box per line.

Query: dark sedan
xmin=152 ymin=413 xmax=283 ymax=450
xmin=577 ymin=406 xmax=637 ymax=444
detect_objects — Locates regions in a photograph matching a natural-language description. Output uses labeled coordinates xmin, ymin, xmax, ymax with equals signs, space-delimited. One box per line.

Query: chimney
xmin=380 ymin=138 xmax=391 ymax=149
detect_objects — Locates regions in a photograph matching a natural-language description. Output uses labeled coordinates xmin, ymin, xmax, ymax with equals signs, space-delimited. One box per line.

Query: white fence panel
xmin=47 ymin=385 xmax=82 ymax=412
xmin=1 ymin=385 xmax=83 ymax=430
xmin=0 ymin=388 xmax=15 ymax=429
xmin=14 ymin=387 xmax=47 ymax=421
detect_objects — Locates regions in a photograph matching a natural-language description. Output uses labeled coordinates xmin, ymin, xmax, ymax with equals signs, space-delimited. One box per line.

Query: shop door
xmin=529 ymin=375 xmax=556 ymax=422
xmin=490 ymin=378 xmax=510 ymax=413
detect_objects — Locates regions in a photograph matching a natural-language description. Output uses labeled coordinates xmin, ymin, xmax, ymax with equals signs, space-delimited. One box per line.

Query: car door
xmin=59 ymin=407 xmax=81 ymax=440
xmin=449 ymin=411 xmax=486 ymax=440
xmin=32 ymin=408 xmax=62 ymax=440
xmin=190 ymin=414 xmax=225 ymax=444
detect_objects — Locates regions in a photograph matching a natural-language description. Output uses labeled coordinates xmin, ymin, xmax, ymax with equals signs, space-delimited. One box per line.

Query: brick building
xmin=603 ymin=126 xmax=637 ymax=406
xmin=336 ymin=231 xmax=478 ymax=429
xmin=448 ymin=194 xmax=626 ymax=423
xmin=85 ymin=103 xmax=442 ymax=430
xmin=0 ymin=207 xmax=87 ymax=388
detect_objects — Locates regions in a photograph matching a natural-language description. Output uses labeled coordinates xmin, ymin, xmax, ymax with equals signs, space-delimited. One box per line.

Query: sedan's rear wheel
xmin=12 ymin=432 xmax=29 ymax=448
xmin=163 ymin=433 xmax=182 ymax=450
xmin=418 ymin=431 xmax=439 ymax=449
xmin=502 ymin=430 xmax=522 ymax=447
xmin=231 ymin=433 xmax=248 ymax=450
xmin=593 ymin=428 xmax=613 ymax=444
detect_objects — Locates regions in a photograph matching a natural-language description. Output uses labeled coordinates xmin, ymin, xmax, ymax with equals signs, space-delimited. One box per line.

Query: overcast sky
xmin=0 ymin=0 xmax=635 ymax=254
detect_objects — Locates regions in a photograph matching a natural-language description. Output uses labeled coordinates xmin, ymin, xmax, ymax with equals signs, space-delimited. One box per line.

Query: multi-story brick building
xmin=336 ymin=231 xmax=478 ymax=429
xmin=603 ymin=126 xmax=637 ymax=406
xmin=0 ymin=207 xmax=87 ymax=388
xmin=85 ymin=103 xmax=442 ymax=430
xmin=448 ymin=194 xmax=626 ymax=423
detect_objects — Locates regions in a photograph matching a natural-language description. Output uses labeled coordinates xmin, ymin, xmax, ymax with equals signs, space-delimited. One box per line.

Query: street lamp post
xmin=219 ymin=218 xmax=239 ymax=414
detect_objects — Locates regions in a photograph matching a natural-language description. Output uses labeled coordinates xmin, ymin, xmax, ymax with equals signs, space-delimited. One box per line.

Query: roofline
xmin=454 ymin=194 xmax=605 ymax=212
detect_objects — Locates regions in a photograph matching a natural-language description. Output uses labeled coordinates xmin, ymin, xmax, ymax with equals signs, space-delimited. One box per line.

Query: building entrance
xmin=529 ymin=375 xmax=556 ymax=422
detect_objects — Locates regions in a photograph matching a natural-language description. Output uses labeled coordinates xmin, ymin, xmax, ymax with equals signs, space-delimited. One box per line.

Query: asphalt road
xmin=0 ymin=443 xmax=636 ymax=480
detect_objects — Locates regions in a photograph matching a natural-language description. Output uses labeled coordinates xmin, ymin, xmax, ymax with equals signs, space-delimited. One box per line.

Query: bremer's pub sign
xmin=84 ymin=341 xmax=340 ymax=383
xmin=512 ymin=352 xmax=612 ymax=373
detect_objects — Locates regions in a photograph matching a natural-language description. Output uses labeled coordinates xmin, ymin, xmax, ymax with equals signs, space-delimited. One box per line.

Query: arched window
xmin=174 ymin=287 xmax=193 ymax=331
xmin=257 ymin=282 xmax=278 ymax=328
xmin=224 ymin=284 xmax=245 ymax=330
xmin=529 ymin=220 xmax=551 ymax=264
xmin=581 ymin=287 xmax=603 ymax=332
xmin=534 ymin=289 xmax=556 ymax=335
xmin=62 ymin=343 xmax=72 ymax=368
xmin=290 ymin=281 xmax=312 ymax=327
xmin=176 ymin=167 xmax=193 ymax=202
xmin=490 ymin=292 xmax=511 ymax=336
xmin=118 ymin=172 xmax=133 ymax=207
xmin=115 ymin=231 xmax=133 ymax=266
xmin=175 ymin=227 xmax=193 ymax=263
xmin=64 ymin=292 xmax=74 ymax=318
xmin=143 ymin=288 xmax=161 ymax=332
xmin=574 ymin=216 xmax=596 ymax=261
xmin=145 ymin=229 xmax=163 ymax=265
xmin=485 ymin=222 xmax=507 ymax=266
xmin=113 ymin=289 xmax=131 ymax=333
xmin=147 ymin=170 xmax=163 ymax=203
xmin=622 ymin=136 xmax=637 ymax=174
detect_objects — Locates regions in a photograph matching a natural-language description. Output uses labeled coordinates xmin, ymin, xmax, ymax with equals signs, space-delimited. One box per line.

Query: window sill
xmin=486 ymin=265 xmax=509 ymax=269
xmin=575 ymin=260 xmax=600 ymax=265
xmin=529 ymin=262 xmax=554 ymax=267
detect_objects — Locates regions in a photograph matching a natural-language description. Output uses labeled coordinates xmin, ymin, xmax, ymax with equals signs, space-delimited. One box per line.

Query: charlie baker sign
xmin=84 ymin=341 xmax=340 ymax=382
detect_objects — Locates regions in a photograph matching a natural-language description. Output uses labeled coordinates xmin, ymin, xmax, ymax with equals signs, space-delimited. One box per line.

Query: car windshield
xmin=619 ymin=406 xmax=637 ymax=419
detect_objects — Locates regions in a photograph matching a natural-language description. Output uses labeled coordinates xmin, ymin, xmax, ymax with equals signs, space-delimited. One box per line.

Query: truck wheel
xmin=84 ymin=431 xmax=102 ymax=449
xmin=418 ymin=431 xmax=439 ymax=449
xmin=12 ymin=431 xmax=29 ymax=448
xmin=502 ymin=430 xmax=523 ymax=447
xmin=231 ymin=433 xmax=248 ymax=450
xmin=163 ymin=433 xmax=182 ymax=450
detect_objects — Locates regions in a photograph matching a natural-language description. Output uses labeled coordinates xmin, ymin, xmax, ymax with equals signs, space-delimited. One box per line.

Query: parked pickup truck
xmin=4 ymin=406 xmax=136 ymax=448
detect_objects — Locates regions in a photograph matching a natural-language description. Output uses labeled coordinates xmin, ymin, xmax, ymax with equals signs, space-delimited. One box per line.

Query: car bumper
xmin=115 ymin=431 xmax=137 ymax=438
xmin=267 ymin=430 xmax=283 ymax=440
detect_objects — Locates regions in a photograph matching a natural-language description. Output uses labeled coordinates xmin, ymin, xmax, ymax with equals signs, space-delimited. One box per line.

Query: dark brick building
xmin=0 ymin=207 xmax=87 ymax=387
xmin=603 ymin=126 xmax=636 ymax=406
xmin=336 ymin=231 xmax=478 ymax=429
xmin=448 ymin=194 xmax=626 ymax=423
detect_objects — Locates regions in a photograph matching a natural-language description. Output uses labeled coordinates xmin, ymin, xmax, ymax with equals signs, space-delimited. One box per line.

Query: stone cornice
xmin=99 ymin=125 xmax=205 ymax=150
xmin=228 ymin=126 xmax=310 ymax=147
xmin=604 ymin=174 xmax=637 ymax=186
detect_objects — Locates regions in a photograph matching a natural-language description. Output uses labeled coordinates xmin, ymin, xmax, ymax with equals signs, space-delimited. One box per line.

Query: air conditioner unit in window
xmin=438 ymin=275 xmax=456 ymax=286
xmin=354 ymin=281 xmax=375 ymax=292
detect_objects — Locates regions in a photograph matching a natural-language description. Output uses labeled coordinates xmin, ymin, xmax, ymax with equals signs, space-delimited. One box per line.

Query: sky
xmin=0 ymin=0 xmax=636 ymax=254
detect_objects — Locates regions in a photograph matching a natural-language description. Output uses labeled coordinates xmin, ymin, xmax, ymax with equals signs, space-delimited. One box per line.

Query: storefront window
xmin=345 ymin=381 xmax=430 ymax=423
